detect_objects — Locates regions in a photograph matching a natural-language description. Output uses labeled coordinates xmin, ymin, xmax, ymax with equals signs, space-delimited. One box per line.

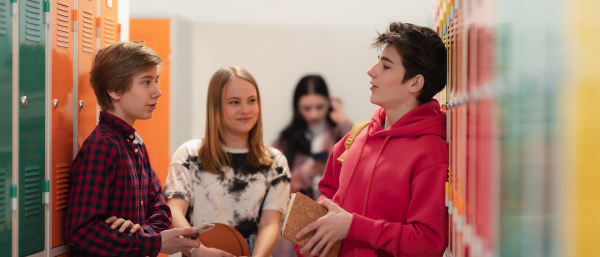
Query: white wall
xmin=130 ymin=0 xmax=434 ymax=147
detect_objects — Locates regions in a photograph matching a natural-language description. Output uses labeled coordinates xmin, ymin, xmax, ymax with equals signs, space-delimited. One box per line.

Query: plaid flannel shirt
xmin=64 ymin=111 xmax=171 ymax=256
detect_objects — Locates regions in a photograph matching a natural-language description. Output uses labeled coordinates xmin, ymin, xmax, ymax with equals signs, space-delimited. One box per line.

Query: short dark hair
xmin=372 ymin=22 xmax=447 ymax=104
xmin=90 ymin=41 xmax=162 ymax=110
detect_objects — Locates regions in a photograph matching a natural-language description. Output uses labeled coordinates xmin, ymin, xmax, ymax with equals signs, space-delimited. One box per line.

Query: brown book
xmin=281 ymin=192 xmax=341 ymax=257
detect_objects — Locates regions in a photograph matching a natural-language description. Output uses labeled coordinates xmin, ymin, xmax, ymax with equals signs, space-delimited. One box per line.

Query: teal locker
xmin=18 ymin=0 xmax=45 ymax=255
xmin=0 ymin=0 xmax=12 ymax=254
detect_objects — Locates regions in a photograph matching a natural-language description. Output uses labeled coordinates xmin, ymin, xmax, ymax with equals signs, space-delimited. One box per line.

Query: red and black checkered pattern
xmin=64 ymin=111 xmax=172 ymax=256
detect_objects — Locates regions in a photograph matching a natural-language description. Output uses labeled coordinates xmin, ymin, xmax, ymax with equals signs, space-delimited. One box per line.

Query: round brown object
xmin=199 ymin=223 xmax=250 ymax=256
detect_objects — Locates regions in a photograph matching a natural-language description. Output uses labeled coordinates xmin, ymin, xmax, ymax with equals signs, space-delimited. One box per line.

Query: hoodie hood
xmin=370 ymin=99 xmax=446 ymax=140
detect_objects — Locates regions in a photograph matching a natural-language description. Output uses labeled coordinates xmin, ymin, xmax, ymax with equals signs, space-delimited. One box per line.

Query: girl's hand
xmin=193 ymin=244 xmax=235 ymax=257
xmin=329 ymin=97 xmax=349 ymax=124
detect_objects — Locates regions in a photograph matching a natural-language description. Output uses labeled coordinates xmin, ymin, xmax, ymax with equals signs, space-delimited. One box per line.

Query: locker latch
xmin=43 ymin=180 xmax=49 ymax=205
xmin=72 ymin=9 xmax=78 ymax=33
xmin=96 ymin=17 xmax=101 ymax=39
xmin=10 ymin=185 xmax=16 ymax=211
xmin=43 ymin=0 xmax=49 ymax=24
xmin=10 ymin=0 xmax=16 ymax=17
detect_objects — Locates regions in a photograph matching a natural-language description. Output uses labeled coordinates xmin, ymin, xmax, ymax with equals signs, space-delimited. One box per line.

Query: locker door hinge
xmin=43 ymin=180 xmax=49 ymax=204
xmin=10 ymin=185 xmax=17 ymax=211
xmin=43 ymin=0 xmax=50 ymax=24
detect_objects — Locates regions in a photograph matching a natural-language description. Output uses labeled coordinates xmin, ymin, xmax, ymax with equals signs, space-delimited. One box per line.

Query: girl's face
xmin=221 ymin=77 xmax=259 ymax=138
xmin=298 ymin=94 xmax=330 ymax=125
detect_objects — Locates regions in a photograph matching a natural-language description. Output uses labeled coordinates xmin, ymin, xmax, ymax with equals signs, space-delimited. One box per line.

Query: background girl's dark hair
xmin=278 ymin=75 xmax=336 ymax=168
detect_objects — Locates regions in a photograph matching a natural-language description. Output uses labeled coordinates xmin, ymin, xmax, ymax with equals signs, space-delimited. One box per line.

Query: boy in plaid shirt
xmin=64 ymin=41 xmax=199 ymax=256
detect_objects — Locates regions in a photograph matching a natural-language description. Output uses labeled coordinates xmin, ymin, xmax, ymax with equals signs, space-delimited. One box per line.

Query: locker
xmin=130 ymin=19 xmax=171 ymax=185
xmin=99 ymin=0 xmax=116 ymax=48
xmin=0 ymin=0 xmax=12 ymax=254
xmin=76 ymin=0 xmax=96 ymax=150
xmin=17 ymin=0 xmax=46 ymax=255
xmin=50 ymin=0 xmax=74 ymax=249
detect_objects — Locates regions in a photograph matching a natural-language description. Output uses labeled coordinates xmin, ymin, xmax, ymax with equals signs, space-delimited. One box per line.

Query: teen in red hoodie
xmin=294 ymin=22 xmax=448 ymax=257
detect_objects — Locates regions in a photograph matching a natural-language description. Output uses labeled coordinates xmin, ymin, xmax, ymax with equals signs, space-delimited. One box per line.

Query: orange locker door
xmin=51 ymin=0 xmax=75 ymax=249
xmin=129 ymin=19 xmax=171 ymax=186
xmin=99 ymin=0 xmax=117 ymax=48
xmin=130 ymin=19 xmax=171 ymax=257
xmin=77 ymin=0 xmax=97 ymax=149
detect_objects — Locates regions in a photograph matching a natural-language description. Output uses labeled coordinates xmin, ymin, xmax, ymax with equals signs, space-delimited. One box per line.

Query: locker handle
xmin=11 ymin=185 xmax=17 ymax=211
xmin=11 ymin=0 xmax=16 ymax=17
xmin=72 ymin=9 xmax=77 ymax=32
xmin=44 ymin=1 xmax=50 ymax=24
xmin=43 ymin=180 xmax=49 ymax=204
xmin=20 ymin=96 xmax=27 ymax=106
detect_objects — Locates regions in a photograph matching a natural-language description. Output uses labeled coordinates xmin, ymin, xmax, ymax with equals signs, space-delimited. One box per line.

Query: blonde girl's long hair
xmin=199 ymin=66 xmax=274 ymax=174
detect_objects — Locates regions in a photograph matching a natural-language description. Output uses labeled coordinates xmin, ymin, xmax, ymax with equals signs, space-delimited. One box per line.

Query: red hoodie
xmin=296 ymin=99 xmax=448 ymax=257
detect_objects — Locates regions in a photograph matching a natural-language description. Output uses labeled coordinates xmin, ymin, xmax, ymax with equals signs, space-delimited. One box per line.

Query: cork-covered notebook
xmin=281 ymin=192 xmax=341 ymax=257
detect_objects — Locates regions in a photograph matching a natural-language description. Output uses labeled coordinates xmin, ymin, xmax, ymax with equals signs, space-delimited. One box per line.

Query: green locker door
xmin=18 ymin=0 xmax=45 ymax=256
xmin=0 ymin=0 xmax=12 ymax=254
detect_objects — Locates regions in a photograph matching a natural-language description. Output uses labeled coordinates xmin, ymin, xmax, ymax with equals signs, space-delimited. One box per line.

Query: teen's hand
xmin=192 ymin=244 xmax=235 ymax=257
xmin=105 ymin=216 xmax=144 ymax=234
xmin=329 ymin=97 xmax=349 ymax=125
xmin=296 ymin=199 xmax=352 ymax=257
xmin=160 ymin=227 xmax=201 ymax=255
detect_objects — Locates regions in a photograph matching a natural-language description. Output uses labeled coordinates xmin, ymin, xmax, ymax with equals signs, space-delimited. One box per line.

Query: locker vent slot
xmin=24 ymin=166 xmax=40 ymax=217
xmin=56 ymin=1 xmax=70 ymax=48
xmin=56 ymin=163 xmax=70 ymax=210
xmin=0 ymin=168 xmax=6 ymax=224
xmin=0 ymin=1 xmax=8 ymax=36
xmin=104 ymin=17 xmax=116 ymax=45
xmin=81 ymin=10 xmax=94 ymax=53
xmin=24 ymin=0 xmax=42 ymax=42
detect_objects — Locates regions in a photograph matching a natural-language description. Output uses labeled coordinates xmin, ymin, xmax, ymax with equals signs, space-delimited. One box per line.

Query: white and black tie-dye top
xmin=163 ymin=139 xmax=291 ymax=244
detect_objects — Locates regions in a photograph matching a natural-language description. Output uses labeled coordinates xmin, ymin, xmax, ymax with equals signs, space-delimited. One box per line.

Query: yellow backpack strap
xmin=337 ymin=121 xmax=370 ymax=164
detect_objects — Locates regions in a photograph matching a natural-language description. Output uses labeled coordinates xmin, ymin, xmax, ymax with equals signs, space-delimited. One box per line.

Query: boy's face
xmin=367 ymin=44 xmax=414 ymax=109
xmin=108 ymin=65 xmax=162 ymax=126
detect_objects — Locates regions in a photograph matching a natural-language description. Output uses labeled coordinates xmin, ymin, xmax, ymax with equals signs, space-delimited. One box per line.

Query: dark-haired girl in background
xmin=272 ymin=75 xmax=352 ymax=257
xmin=274 ymin=75 xmax=352 ymax=200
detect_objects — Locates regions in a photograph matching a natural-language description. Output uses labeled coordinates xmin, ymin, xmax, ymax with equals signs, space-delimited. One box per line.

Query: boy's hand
xmin=160 ymin=227 xmax=201 ymax=255
xmin=105 ymin=216 xmax=144 ymax=234
xmin=296 ymin=199 xmax=351 ymax=257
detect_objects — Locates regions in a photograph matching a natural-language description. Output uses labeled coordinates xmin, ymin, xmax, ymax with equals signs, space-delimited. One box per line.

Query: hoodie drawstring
xmin=362 ymin=136 xmax=390 ymax=216
xmin=353 ymin=135 xmax=390 ymax=257
xmin=339 ymin=122 xmax=372 ymax=206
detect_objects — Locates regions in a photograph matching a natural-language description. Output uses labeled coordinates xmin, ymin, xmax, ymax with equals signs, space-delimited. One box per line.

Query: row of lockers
xmin=435 ymin=0 xmax=600 ymax=256
xmin=0 ymin=0 xmax=119 ymax=256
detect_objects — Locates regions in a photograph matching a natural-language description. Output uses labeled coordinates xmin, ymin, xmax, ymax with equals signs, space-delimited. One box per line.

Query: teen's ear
xmin=107 ymin=90 xmax=122 ymax=100
xmin=408 ymin=74 xmax=425 ymax=93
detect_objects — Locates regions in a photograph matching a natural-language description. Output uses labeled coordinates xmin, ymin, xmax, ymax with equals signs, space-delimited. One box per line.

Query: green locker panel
xmin=0 ymin=0 xmax=12 ymax=254
xmin=18 ymin=0 xmax=45 ymax=256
